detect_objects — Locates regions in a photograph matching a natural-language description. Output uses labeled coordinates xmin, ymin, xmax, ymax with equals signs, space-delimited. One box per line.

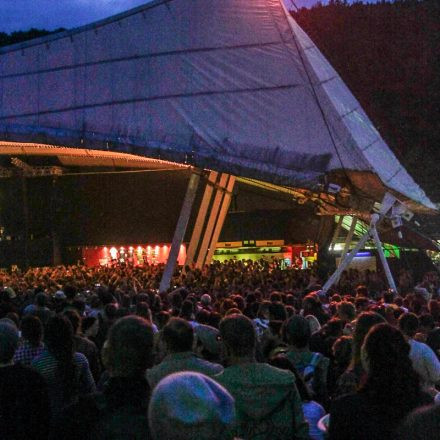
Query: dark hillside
xmin=293 ymin=0 xmax=440 ymax=202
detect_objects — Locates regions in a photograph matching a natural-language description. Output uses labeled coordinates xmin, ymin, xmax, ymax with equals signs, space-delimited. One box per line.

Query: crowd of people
xmin=1 ymin=259 xmax=440 ymax=439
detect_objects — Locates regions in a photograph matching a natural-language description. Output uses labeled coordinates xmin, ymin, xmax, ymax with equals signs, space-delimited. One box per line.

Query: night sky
xmin=0 ymin=0 xmax=381 ymax=33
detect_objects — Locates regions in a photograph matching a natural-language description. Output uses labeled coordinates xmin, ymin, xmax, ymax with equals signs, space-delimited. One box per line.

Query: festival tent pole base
xmin=184 ymin=170 xmax=218 ymax=270
xmin=159 ymin=171 xmax=200 ymax=293
xmin=322 ymin=193 xmax=403 ymax=294
xmin=195 ymin=173 xmax=229 ymax=269
xmin=370 ymin=223 xmax=398 ymax=293
xmin=205 ymin=175 xmax=236 ymax=266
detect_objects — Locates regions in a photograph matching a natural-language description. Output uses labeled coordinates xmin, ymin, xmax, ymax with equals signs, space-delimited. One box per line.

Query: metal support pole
xmin=370 ymin=224 xmax=398 ymax=292
xmin=195 ymin=173 xmax=229 ymax=269
xmin=340 ymin=216 xmax=357 ymax=265
xmin=184 ymin=171 xmax=218 ymax=269
xmin=21 ymin=175 xmax=29 ymax=269
xmin=329 ymin=215 xmax=344 ymax=251
xmin=205 ymin=175 xmax=236 ymax=265
xmin=322 ymin=228 xmax=372 ymax=293
xmin=159 ymin=172 xmax=200 ymax=293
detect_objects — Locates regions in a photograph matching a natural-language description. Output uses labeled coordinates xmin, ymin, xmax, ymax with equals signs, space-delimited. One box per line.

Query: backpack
xmin=294 ymin=352 xmax=321 ymax=396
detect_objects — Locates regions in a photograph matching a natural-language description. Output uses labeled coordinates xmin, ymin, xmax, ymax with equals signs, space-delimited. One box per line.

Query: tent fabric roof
xmin=0 ymin=0 xmax=435 ymax=211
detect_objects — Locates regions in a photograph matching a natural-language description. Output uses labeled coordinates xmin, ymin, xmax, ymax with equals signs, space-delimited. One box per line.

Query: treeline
xmin=292 ymin=0 xmax=440 ymax=201
xmin=0 ymin=28 xmax=65 ymax=47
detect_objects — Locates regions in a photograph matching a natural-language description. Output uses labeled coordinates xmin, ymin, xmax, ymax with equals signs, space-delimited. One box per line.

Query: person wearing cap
xmin=55 ymin=290 xmax=66 ymax=300
xmin=194 ymin=323 xmax=222 ymax=363
xmin=149 ymin=371 xmax=236 ymax=440
xmin=0 ymin=320 xmax=50 ymax=439
xmin=147 ymin=317 xmax=223 ymax=391
xmin=216 ymin=314 xmax=309 ymax=440
xmin=50 ymin=316 xmax=154 ymax=439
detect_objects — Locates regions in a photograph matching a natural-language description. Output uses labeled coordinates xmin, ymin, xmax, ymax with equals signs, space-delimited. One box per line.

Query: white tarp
xmin=0 ymin=0 xmax=435 ymax=210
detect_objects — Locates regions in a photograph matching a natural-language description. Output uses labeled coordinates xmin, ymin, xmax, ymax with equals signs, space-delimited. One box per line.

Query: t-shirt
xmin=32 ymin=349 xmax=96 ymax=416
xmin=409 ymin=339 xmax=440 ymax=389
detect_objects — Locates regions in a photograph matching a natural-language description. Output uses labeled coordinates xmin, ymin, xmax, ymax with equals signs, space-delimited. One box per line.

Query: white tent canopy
xmin=0 ymin=0 xmax=435 ymax=212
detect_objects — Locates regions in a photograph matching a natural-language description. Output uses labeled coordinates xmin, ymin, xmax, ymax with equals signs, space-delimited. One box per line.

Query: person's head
xmin=90 ymin=294 xmax=101 ymax=309
xmin=284 ymin=315 xmax=311 ymax=349
xmin=224 ymin=307 xmax=242 ymax=317
xmin=324 ymin=317 xmax=344 ymax=338
xmin=63 ymin=309 xmax=81 ymax=335
xmin=156 ymin=311 xmax=171 ymax=330
xmin=103 ymin=316 xmax=154 ymax=377
xmin=355 ymin=285 xmax=368 ymax=298
xmin=5 ymin=312 xmax=19 ymax=328
xmin=302 ymin=294 xmax=322 ymax=315
xmin=180 ymin=300 xmax=194 ymax=321
xmin=257 ymin=301 xmax=271 ymax=320
xmin=0 ymin=321 xmax=19 ymax=364
xmin=361 ymin=323 xmax=421 ymax=408
xmin=64 ymin=284 xmax=77 ymax=301
xmin=200 ymin=294 xmax=212 ymax=307
xmin=337 ymin=301 xmax=356 ymax=322
xmin=232 ymin=295 xmax=245 ymax=312
xmin=104 ymin=303 xmax=119 ymax=322
xmin=351 ymin=311 xmax=386 ymax=367
xmin=45 ymin=315 xmax=74 ymax=358
xmin=21 ymin=315 xmax=43 ymax=347
xmin=136 ymin=302 xmax=152 ymax=321
xmin=355 ymin=297 xmax=370 ymax=314
xmin=163 ymin=318 xmax=194 ymax=354
xmin=82 ymin=316 xmax=99 ymax=338
xmin=219 ymin=314 xmax=256 ymax=361
xmin=148 ymin=372 xmax=235 ymax=440
xmin=194 ymin=324 xmax=221 ymax=362
xmin=269 ymin=302 xmax=287 ymax=321
xmin=35 ymin=292 xmax=47 ymax=307
xmin=362 ymin=323 xmax=408 ymax=375
xmin=170 ymin=290 xmax=183 ymax=312
xmin=270 ymin=292 xmax=282 ymax=303
xmin=383 ymin=290 xmax=394 ymax=304
xmin=398 ymin=313 xmax=419 ymax=339
xmin=419 ymin=313 xmax=435 ymax=333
